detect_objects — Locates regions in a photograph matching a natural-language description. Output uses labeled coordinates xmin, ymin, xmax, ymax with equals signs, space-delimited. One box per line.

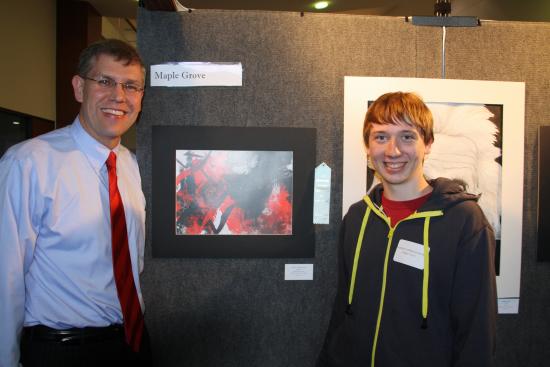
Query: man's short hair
xmin=363 ymin=92 xmax=434 ymax=147
xmin=77 ymin=39 xmax=145 ymax=78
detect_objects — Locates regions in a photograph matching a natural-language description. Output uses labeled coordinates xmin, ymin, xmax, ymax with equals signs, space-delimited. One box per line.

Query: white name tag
xmin=393 ymin=239 xmax=428 ymax=270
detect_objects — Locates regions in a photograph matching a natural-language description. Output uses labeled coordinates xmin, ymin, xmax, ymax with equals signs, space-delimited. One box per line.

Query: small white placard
xmin=393 ymin=239 xmax=427 ymax=270
xmin=285 ymin=264 xmax=313 ymax=280
xmin=313 ymin=163 xmax=331 ymax=224
xmin=498 ymin=298 xmax=519 ymax=314
xmin=150 ymin=62 xmax=242 ymax=87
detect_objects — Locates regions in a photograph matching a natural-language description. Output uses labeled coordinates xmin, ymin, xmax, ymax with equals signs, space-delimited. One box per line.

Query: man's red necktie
xmin=106 ymin=151 xmax=144 ymax=352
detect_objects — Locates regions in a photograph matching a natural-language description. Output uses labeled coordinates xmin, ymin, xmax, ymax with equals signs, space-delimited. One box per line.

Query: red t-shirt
xmin=381 ymin=192 xmax=432 ymax=227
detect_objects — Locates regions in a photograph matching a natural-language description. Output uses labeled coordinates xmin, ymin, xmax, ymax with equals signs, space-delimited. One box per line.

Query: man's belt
xmin=23 ymin=324 xmax=124 ymax=345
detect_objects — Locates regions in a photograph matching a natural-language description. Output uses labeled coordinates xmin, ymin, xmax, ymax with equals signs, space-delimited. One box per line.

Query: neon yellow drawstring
xmin=422 ymin=217 xmax=431 ymax=328
xmin=348 ymin=206 xmax=371 ymax=305
xmin=347 ymin=195 xmax=391 ymax=307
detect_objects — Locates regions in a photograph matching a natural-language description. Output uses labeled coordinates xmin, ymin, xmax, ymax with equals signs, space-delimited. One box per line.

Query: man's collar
xmin=70 ymin=116 xmax=120 ymax=170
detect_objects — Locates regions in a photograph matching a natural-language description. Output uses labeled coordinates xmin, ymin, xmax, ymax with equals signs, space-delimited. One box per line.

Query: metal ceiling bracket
xmin=404 ymin=1 xmax=480 ymax=78
xmin=406 ymin=16 xmax=480 ymax=27
xmin=405 ymin=1 xmax=480 ymax=27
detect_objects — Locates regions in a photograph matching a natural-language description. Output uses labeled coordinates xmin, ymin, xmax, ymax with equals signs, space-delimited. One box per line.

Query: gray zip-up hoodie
xmin=318 ymin=177 xmax=497 ymax=367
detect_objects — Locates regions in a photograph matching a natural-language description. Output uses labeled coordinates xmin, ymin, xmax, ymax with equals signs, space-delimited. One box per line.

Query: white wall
xmin=0 ymin=0 xmax=56 ymax=121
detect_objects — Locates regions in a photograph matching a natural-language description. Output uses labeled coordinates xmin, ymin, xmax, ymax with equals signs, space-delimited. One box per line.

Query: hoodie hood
xmin=368 ymin=177 xmax=479 ymax=212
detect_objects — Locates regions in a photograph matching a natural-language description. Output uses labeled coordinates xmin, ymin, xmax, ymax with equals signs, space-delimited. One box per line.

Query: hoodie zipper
xmin=370 ymin=221 xmax=397 ymax=367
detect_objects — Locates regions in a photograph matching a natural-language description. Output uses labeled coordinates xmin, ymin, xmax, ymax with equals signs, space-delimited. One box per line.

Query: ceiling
xmin=86 ymin=0 xmax=550 ymax=22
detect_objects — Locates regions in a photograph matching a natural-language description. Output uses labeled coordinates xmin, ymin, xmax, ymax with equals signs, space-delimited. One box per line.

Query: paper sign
xmin=150 ymin=62 xmax=242 ymax=87
xmin=498 ymin=298 xmax=519 ymax=314
xmin=313 ymin=163 xmax=331 ymax=224
xmin=285 ymin=264 xmax=313 ymax=280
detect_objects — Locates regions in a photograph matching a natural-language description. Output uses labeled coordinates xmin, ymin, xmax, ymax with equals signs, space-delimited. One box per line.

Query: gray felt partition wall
xmin=136 ymin=8 xmax=550 ymax=367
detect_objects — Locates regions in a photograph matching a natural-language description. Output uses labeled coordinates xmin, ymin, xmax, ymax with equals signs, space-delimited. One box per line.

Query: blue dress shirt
xmin=0 ymin=117 xmax=146 ymax=367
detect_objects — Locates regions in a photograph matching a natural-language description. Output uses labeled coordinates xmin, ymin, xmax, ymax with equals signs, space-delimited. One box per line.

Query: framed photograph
xmin=152 ymin=126 xmax=316 ymax=258
xmin=343 ymin=77 xmax=525 ymax=310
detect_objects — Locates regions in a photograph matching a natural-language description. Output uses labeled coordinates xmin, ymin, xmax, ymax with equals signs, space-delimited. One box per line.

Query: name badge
xmin=393 ymin=239 xmax=428 ymax=270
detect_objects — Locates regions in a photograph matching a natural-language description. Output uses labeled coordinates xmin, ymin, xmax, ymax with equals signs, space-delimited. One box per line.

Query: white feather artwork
xmin=366 ymin=103 xmax=502 ymax=238
xmin=424 ymin=103 xmax=502 ymax=238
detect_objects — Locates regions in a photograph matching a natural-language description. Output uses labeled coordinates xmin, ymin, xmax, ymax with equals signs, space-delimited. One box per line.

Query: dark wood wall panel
xmin=56 ymin=1 xmax=102 ymax=127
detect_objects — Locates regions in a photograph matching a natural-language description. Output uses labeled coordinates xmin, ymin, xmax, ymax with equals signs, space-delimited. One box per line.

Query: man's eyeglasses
xmin=80 ymin=76 xmax=144 ymax=94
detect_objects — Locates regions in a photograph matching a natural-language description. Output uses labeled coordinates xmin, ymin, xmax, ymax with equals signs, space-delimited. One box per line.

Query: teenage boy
xmin=317 ymin=92 xmax=497 ymax=367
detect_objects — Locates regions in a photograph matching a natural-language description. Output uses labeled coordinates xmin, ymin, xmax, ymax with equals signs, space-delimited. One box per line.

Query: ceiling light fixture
xmin=12 ymin=121 xmax=20 ymax=125
xmin=313 ymin=1 xmax=330 ymax=10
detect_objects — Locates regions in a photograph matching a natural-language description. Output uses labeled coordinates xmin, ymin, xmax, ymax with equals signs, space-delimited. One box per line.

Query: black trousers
xmin=20 ymin=324 xmax=153 ymax=367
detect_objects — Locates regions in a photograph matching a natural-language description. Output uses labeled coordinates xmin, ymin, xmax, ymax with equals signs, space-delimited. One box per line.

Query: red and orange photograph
xmin=175 ymin=150 xmax=293 ymax=235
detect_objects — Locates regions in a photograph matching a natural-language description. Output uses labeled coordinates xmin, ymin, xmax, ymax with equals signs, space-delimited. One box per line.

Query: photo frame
xmin=343 ymin=77 xmax=525 ymax=310
xmin=152 ymin=126 xmax=316 ymax=258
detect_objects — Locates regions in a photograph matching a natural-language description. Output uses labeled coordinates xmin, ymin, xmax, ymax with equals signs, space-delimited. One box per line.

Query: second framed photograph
xmin=152 ymin=126 xmax=316 ymax=258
